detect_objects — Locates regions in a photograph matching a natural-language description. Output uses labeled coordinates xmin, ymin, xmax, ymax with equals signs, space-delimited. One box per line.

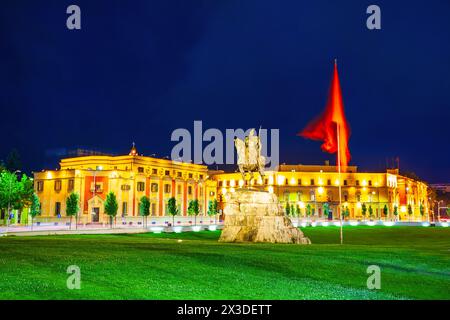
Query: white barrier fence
xmin=0 ymin=215 xmax=224 ymax=235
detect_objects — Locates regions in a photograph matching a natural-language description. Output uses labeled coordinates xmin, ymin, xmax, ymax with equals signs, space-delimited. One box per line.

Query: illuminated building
xmin=213 ymin=164 xmax=431 ymax=220
xmin=34 ymin=144 xmax=216 ymax=224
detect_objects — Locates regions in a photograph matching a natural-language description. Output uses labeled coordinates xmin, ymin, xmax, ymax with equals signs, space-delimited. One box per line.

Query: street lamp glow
xmin=317 ymin=186 xmax=324 ymax=195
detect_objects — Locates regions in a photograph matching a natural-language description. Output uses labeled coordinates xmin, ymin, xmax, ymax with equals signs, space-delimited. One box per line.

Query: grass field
xmin=0 ymin=226 xmax=449 ymax=300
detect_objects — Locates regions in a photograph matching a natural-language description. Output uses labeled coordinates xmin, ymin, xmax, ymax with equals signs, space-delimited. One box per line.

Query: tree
xmin=306 ymin=204 xmax=312 ymax=220
xmin=285 ymin=203 xmax=291 ymax=216
xmin=207 ymin=199 xmax=218 ymax=224
xmin=0 ymin=171 xmax=33 ymax=225
xmin=289 ymin=204 xmax=296 ymax=220
xmin=167 ymin=197 xmax=178 ymax=226
xmin=407 ymin=204 xmax=413 ymax=221
xmin=368 ymin=205 xmax=374 ymax=219
xmin=393 ymin=205 xmax=399 ymax=221
xmin=139 ymin=196 xmax=151 ymax=227
xmin=5 ymin=149 xmax=21 ymax=172
xmin=383 ymin=204 xmax=389 ymax=220
xmin=323 ymin=203 xmax=330 ymax=219
xmin=295 ymin=204 xmax=300 ymax=224
xmin=66 ymin=192 xmax=80 ymax=230
xmin=419 ymin=203 xmax=425 ymax=221
xmin=29 ymin=193 xmax=40 ymax=231
xmin=341 ymin=206 xmax=350 ymax=220
xmin=104 ymin=192 xmax=118 ymax=228
xmin=188 ymin=199 xmax=200 ymax=226
xmin=361 ymin=203 xmax=367 ymax=220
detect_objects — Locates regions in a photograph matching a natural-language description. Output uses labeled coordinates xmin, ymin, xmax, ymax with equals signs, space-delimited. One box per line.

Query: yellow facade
xmin=34 ymin=144 xmax=431 ymax=223
xmin=34 ymin=146 xmax=217 ymax=224
xmin=212 ymin=165 xmax=431 ymax=221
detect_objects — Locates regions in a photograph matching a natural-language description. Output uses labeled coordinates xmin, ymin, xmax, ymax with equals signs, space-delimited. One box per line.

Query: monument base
xmin=219 ymin=189 xmax=311 ymax=244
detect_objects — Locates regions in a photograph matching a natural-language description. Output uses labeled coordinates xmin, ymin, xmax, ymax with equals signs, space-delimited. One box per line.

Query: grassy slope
xmin=0 ymin=226 xmax=449 ymax=300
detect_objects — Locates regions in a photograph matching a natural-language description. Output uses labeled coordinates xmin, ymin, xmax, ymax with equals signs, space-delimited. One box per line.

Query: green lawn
xmin=0 ymin=226 xmax=449 ymax=300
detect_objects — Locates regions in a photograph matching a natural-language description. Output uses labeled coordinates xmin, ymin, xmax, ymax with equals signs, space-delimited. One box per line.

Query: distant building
xmin=430 ymin=183 xmax=450 ymax=194
xmin=33 ymin=145 xmax=433 ymax=224
xmin=212 ymin=164 xmax=432 ymax=221
xmin=34 ymin=144 xmax=216 ymax=224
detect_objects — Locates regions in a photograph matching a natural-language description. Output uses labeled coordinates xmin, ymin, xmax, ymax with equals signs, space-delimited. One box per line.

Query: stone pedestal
xmin=219 ymin=189 xmax=311 ymax=244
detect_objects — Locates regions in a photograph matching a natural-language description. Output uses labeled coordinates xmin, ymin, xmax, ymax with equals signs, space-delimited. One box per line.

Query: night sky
xmin=1 ymin=1 xmax=449 ymax=183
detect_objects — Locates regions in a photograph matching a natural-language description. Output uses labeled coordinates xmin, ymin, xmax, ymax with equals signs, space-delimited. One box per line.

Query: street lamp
xmin=435 ymin=200 xmax=443 ymax=222
xmin=6 ymin=170 xmax=21 ymax=234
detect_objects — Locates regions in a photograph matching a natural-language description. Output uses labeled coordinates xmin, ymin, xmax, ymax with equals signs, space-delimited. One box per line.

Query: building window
xmin=368 ymin=180 xmax=372 ymax=186
xmin=37 ymin=180 xmax=44 ymax=192
xmin=218 ymin=181 xmax=223 ymax=187
xmin=265 ymin=179 xmax=268 ymax=185
xmin=344 ymin=194 xmax=348 ymax=202
xmin=199 ymin=174 xmax=204 ymax=179
xmin=138 ymin=167 xmax=144 ymax=173
xmin=188 ymin=173 xmax=193 ymax=179
xmin=356 ymin=180 xmax=360 ymax=186
xmin=122 ymin=202 xmax=128 ymax=216
xmin=151 ymin=203 xmax=156 ymax=216
xmin=177 ymin=185 xmax=182 ymax=195
xmin=55 ymin=202 xmax=61 ymax=216
xmin=356 ymin=193 xmax=361 ymax=202
xmin=137 ymin=182 xmax=145 ymax=192
xmin=210 ymin=191 xmax=215 ymax=196
xmin=91 ymin=183 xmax=103 ymax=193
xmin=152 ymin=169 xmax=157 ymax=175
xmin=177 ymin=172 xmax=182 ymax=178
xmin=310 ymin=179 xmax=315 ymax=186
xmin=298 ymin=179 xmax=302 ymax=185
xmin=285 ymin=179 xmax=289 ymax=185
xmin=164 ymin=184 xmax=171 ymax=193
xmin=327 ymin=179 xmax=331 ymax=186
xmin=165 ymin=170 xmax=170 ymax=176
xmin=54 ymin=180 xmax=62 ymax=192
xmin=151 ymin=183 xmax=158 ymax=192
xmin=344 ymin=180 xmax=348 ymax=186
xmin=188 ymin=186 xmax=193 ymax=195
xmin=121 ymin=184 xmax=131 ymax=191
xmin=68 ymin=179 xmax=74 ymax=192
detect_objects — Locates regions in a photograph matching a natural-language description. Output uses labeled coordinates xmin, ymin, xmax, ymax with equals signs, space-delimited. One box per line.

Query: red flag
xmin=298 ymin=60 xmax=351 ymax=170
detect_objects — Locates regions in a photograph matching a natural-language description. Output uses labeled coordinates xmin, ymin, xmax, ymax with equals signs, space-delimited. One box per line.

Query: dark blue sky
xmin=1 ymin=0 xmax=449 ymax=182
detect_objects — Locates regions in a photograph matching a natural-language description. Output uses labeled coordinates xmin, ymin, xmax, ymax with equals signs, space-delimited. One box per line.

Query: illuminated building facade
xmin=34 ymin=145 xmax=217 ymax=224
xmin=33 ymin=143 xmax=431 ymax=223
xmin=212 ymin=164 xmax=431 ymax=221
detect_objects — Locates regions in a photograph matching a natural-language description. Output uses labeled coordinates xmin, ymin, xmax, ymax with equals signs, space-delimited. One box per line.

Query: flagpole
xmin=337 ymin=123 xmax=343 ymax=245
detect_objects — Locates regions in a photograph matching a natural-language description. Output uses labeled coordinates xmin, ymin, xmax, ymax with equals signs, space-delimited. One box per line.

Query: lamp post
xmin=6 ymin=170 xmax=21 ymax=234
xmin=87 ymin=168 xmax=97 ymax=224
xmin=435 ymin=200 xmax=443 ymax=222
